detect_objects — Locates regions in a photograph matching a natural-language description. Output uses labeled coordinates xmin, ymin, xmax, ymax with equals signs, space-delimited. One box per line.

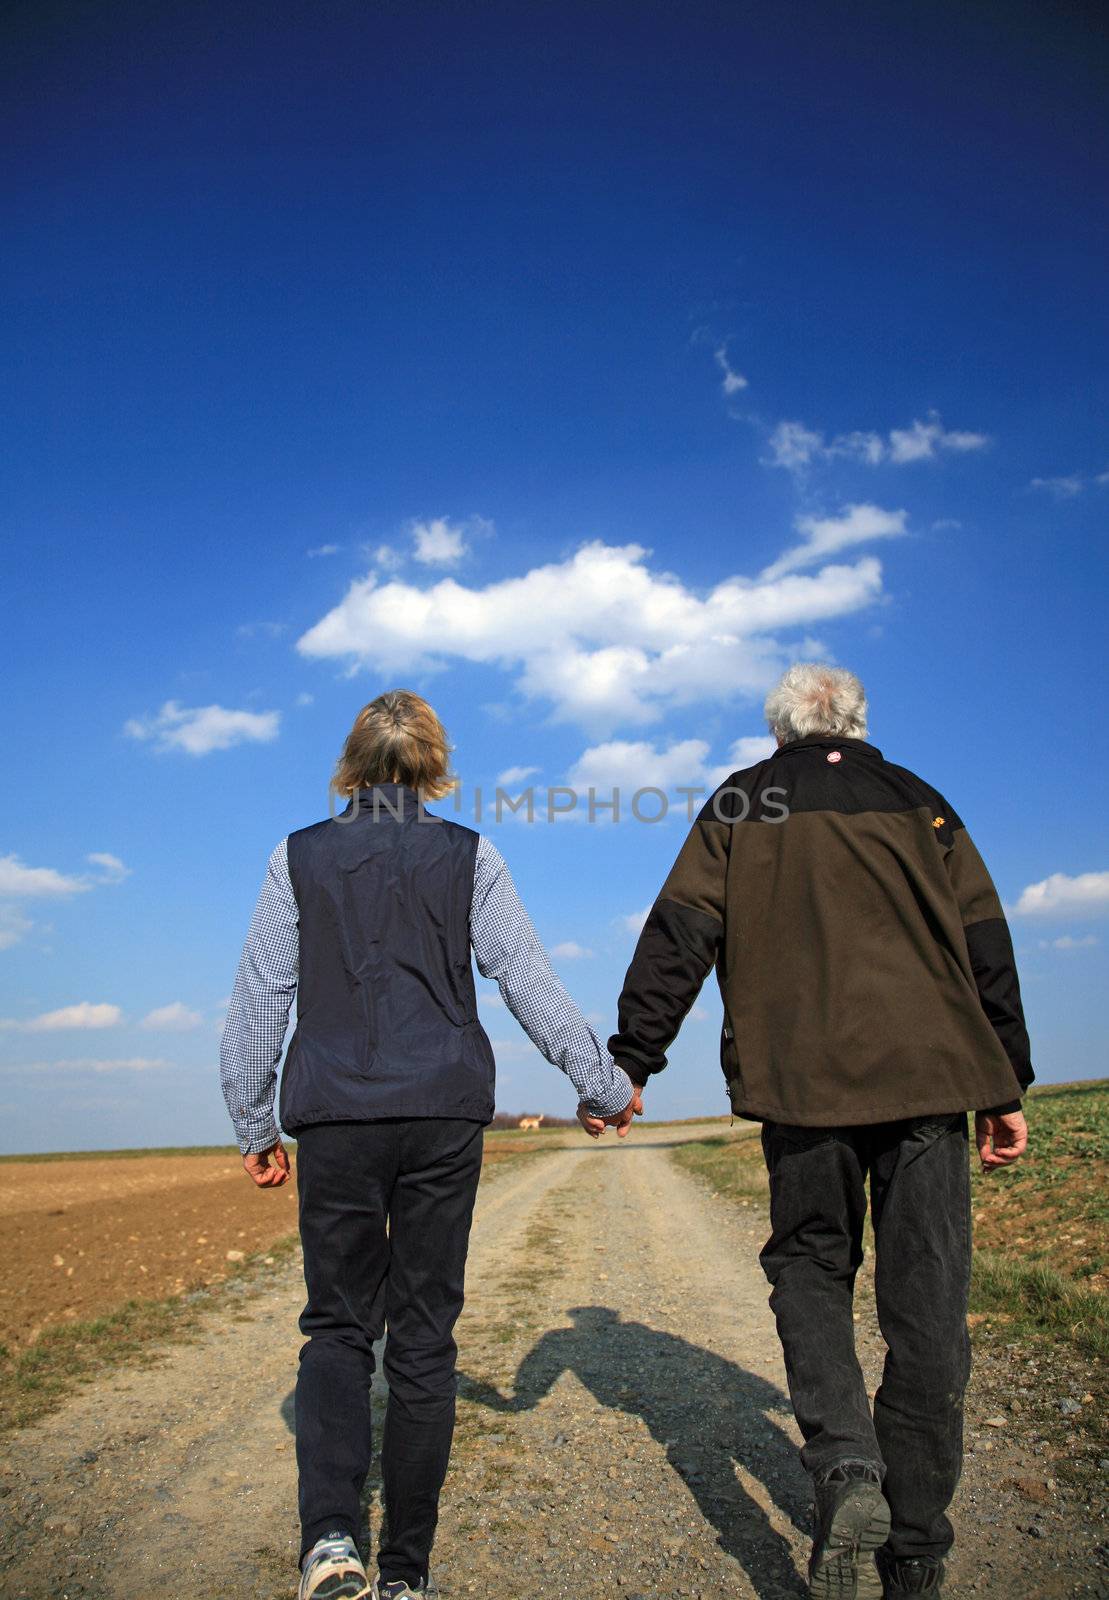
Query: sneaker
xmin=299 ymin=1532 xmax=372 ymax=1600
xmin=809 ymin=1461 xmax=891 ymax=1600
xmin=877 ymin=1553 xmax=946 ymax=1594
xmin=372 ymin=1575 xmax=439 ymax=1599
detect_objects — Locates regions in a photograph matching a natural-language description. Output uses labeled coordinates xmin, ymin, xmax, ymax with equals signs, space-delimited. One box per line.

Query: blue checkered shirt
xmin=220 ymin=834 xmax=632 ymax=1154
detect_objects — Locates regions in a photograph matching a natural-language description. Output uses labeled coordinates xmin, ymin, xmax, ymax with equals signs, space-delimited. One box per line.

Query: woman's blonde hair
xmin=333 ymin=690 xmax=456 ymax=799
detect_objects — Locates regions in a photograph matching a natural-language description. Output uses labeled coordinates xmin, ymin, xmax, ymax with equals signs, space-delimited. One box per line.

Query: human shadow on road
xmin=459 ymin=1304 xmax=809 ymax=1598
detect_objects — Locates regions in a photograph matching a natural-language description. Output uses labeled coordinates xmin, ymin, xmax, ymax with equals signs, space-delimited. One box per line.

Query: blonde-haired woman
xmin=220 ymin=690 xmax=638 ymax=1600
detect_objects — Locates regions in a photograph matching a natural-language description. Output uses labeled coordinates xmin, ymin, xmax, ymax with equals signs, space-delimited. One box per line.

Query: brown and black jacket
xmin=610 ymin=734 xmax=1032 ymax=1126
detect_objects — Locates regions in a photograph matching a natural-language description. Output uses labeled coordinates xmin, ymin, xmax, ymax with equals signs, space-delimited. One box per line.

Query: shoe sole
xmin=809 ymin=1482 xmax=891 ymax=1600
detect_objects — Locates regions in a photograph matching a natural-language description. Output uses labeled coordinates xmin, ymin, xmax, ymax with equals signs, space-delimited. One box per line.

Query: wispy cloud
xmin=714 ymin=344 xmax=748 ymax=396
xmin=235 ymin=620 xmax=286 ymax=640
xmin=1012 ymin=871 xmax=1109 ymax=918
xmin=307 ymin=543 xmax=341 ymax=557
xmin=765 ymin=411 xmax=988 ymax=472
xmin=618 ymin=906 xmax=651 ymax=935
xmin=125 ymin=700 xmax=280 ymax=756
xmin=1027 ymin=472 xmax=1089 ymax=499
xmin=1040 ymin=934 xmax=1099 ymax=950
xmin=550 ymin=941 xmax=594 ymax=960
xmin=87 ymin=852 xmax=130 ymax=884
xmin=297 ymin=539 xmax=885 ymax=732
xmin=497 ymin=764 xmax=540 ymax=786
xmin=4 ymin=1056 xmax=171 ymax=1074
xmin=140 ymin=1001 xmax=203 ymax=1031
xmin=761 ymin=504 xmax=908 ymax=580
xmin=0 ymin=906 xmax=33 ymax=951
xmin=0 ymin=1001 xmax=124 ymax=1032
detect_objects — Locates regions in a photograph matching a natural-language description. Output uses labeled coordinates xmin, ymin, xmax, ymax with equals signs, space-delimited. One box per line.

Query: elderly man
xmin=604 ymin=664 xmax=1031 ymax=1599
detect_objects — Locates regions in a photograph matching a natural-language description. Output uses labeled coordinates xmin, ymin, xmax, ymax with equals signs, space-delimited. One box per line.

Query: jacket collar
xmin=340 ymin=782 xmax=426 ymax=820
xmin=776 ymin=735 xmax=882 ymax=760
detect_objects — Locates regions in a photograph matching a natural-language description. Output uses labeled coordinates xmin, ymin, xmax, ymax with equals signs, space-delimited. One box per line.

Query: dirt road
xmin=1 ymin=1129 xmax=1103 ymax=1598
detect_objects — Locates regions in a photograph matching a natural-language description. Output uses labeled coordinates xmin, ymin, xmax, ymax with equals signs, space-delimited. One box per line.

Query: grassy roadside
xmin=670 ymin=1081 xmax=1108 ymax=1359
xmin=0 ymin=1234 xmax=301 ymax=1436
xmin=0 ymin=1135 xmax=547 ymax=1437
xmin=670 ymin=1084 xmax=1108 ymax=1490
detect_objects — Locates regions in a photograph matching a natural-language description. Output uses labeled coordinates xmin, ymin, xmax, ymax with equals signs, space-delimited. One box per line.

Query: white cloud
xmin=762 ymin=504 xmax=908 ymax=580
xmin=307 ymin=543 xmax=341 ymax=557
xmin=497 ymin=764 xmax=540 ymax=786
xmin=412 ymin=517 xmax=469 ymax=567
xmin=1028 ymin=474 xmax=1084 ymax=499
xmin=0 ymin=906 xmax=33 ymax=950
xmin=87 ymin=852 xmax=130 ymax=883
xmin=141 ymin=1001 xmax=203 ymax=1032
xmin=1041 ymin=934 xmax=1099 ymax=950
xmin=0 ymin=855 xmax=90 ymax=898
xmin=567 ymin=732 xmax=778 ymax=799
xmin=297 ymin=540 xmax=885 ymax=731
xmin=714 ymin=345 xmax=748 ymax=396
xmin=0 ymin=1001 xmax=124 ymax=1033
xmin=729 ymin=734 xmax=777 ymax=765
xmin=568 ymin=738 xmax=717 ymax=792
xmin=125 ymin=700 xmax=280 ymax=756
xmin=371 ymin=543 xmax=404 ymax=570
xmin=618 ymin=906 xmax=651 ymax=935
xmin=1012 ymin=871 xmax=1109 ymax=918
xmin=766 ymin=411 xmax=987 ymax=472
xmin=295 ymin=692 xmax=315 ymax=707
xmin=550 ymin=941 xmax=594 ymax=960
xmin=1096 ymin=468 xmax=1109 ymax=486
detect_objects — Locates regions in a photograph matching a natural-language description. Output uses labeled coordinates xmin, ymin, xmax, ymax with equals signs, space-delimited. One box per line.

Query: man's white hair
xmin=764 ymin=662 xmax=868 ymax=743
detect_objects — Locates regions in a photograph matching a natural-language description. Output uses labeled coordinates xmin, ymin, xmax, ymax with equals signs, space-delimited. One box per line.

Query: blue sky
xmin=2 ymin=0 xmax=1106 ymax=1152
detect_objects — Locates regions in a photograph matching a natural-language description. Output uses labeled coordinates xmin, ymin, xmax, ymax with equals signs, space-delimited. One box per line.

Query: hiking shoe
xmin=299 ymin=1532 xmax=372 ymax=1600
xmin=372 ymin=1578 xmax=439 ymax=1600
xmin=877 ymin=1553 xmax=946 ymax=1594
xmin=809 ymin=1461 xmax=891 ymax=1600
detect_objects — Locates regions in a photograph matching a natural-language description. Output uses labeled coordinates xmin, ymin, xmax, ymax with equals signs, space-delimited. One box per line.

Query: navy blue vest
xmin=278 ymin=784 xmax=496 ymax=1133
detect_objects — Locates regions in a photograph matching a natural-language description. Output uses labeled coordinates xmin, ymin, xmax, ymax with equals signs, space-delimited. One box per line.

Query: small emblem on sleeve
xmin=827 ymin=750 xmax=842 ymax=763
xmin=933 ymin=816 xmax=946 ymax=829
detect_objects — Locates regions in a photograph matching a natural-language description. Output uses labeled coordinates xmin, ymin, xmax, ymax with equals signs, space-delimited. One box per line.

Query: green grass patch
xmin=969 ymin=1251 xmax=1108 ymax=1361
xmin=669 ymin=1129 xmax=767 ymax=1205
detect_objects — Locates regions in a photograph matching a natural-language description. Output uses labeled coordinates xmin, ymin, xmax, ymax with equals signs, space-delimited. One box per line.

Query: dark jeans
xmin=294 ymin=1118 xmax=484 ymax=1585
xmin=759 ymin=1113 xmax=972 ymax=1563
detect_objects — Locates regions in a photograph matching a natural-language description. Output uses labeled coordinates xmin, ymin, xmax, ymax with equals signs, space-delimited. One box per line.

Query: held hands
xmin=974 ymin=1110 xmax=1028 ymax=1173
xmin=577 ymin=1082 xmax=645 ymax=1140
xmin=242 ymin=1140 xmax=291 ymax=1187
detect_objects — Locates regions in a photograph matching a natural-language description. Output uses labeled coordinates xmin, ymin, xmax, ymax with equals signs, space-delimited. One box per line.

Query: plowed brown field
xmin=0 ymin=1151 xmax=300 ymax=1351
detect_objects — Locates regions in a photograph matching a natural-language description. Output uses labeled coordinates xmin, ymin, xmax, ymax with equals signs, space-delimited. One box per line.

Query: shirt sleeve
xmin=219 ymin=838 xmax=300 ymax=1155
xmin=470 ymin=835 xmax=633 ymax=1118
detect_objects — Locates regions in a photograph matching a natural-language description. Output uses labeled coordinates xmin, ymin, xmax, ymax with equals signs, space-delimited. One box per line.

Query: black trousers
xmin=294 ymin=1118 xmax=485 ymax=1585
xmin=759 ymin=1113 xmax=972 ymax=1563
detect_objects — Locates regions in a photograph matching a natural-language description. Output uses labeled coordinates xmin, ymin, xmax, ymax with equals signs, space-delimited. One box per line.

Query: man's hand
xmin=577 ymin=1083 xmax=645 ymax=1140
xmin=974 ymin=1110 xmax=1028 ymax=1173
xmin=243 ymin=1140 xmax=291 ymax=1187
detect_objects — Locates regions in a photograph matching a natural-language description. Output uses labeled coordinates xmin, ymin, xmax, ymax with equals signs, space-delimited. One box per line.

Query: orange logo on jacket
xmin=933 ymin=817 xmax=946 ymax=828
